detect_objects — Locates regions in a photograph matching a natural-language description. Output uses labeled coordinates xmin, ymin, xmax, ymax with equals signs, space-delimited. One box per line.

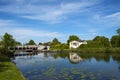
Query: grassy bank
xmin=69 ymin=48 xmax=120 ymax=53
xmin=50 ymin=48 xmax=120 ymax=53
xmin=0 ymin=54 xmax=25 ymax=80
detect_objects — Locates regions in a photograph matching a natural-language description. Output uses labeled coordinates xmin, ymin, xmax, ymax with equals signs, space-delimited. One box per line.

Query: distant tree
xmin=1 ymin=33 xmax=16 ymax=53
xmin=116 ymin=28 xmax=120 ymax=35
xmin=26 ymin=40 xmax=36 ymax=45
xmin=51 ymin=38 xmax=61 ymax=46
xmin=38 ymin=42 xmax=43 ymax=45
xmin=61 ymin=43 xmax=69 ymax=50
xmin=111 ymin=35 xmax=120 ymax=47
xmin=43 ymin=42 xmax=51 ymax=46
xmin=67 ymin=35 xmax=80 ymax=44
xmin=15 ymin=41 xmax=22 ymax=46
xmin=93 ymin=36 xmax=110 ymax=48
xmin=0 ymin=40 xmax=1 ymax=45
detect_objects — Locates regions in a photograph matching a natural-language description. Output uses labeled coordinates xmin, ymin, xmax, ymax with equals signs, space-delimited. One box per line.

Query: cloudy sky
xmin=0 ymin=0 xmax=120 ymax=44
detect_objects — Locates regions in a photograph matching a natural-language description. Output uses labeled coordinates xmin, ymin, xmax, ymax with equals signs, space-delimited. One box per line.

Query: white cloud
xmin=22 ymin=1 xmax=99 ymax=23
xmin=0 ymin=19 xmax=15 ymax=26
xmin=0 ymin=27 xmax=64 ymax=43
xmin=93 ymin=12 xmax=120 ymax=27
xmin=0 ymin=0 xmax=101 ymax=23
xmin=12 ymin=29 xmax=63 ymax=38
xmin=104 ymin=12 xmax=120 ymax=19
xmin=0 ymin=19 xmax=65 ymax=43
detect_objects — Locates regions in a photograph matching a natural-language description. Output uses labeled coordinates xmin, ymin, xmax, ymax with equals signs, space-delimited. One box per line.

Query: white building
xmin=69 ymin=40 xmax=87 ymax=49
xmin=37 ymin=45 xmax=50 ymax=51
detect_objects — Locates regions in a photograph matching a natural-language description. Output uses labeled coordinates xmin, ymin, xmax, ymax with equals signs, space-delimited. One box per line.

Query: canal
xmin=12 ymin=52 xmax=120 ymax=80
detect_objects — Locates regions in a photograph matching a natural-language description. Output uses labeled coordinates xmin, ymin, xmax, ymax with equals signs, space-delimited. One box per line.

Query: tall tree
xmin=67 ymin=35 xmax=80 ymax=44
xmin=116 ymin=28 xmax=120 ymax=35
xmin=51 ymin=38 xmax=61 ymax=46
xmin=43 ymin=42 xmax=51 ymax=46
xmin=27 ymin=40 xmax=36 ymax=45
xmin=38 ymin=42 xmax=43 ymax=45
xmin=111 ymin=35 xmax=120 ymax=47
xmin=93 ymin=36 xmax=110 ymax=48
xmin=1 ymin=33 xmax=16 ymax=53
xmin=15 ymin=41 xmax=22 ymax=46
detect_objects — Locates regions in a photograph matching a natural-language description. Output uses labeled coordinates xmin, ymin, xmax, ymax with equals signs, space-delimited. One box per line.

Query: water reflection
xmin=13 ymin=52 xmax=120 ymax=64
xmin=13 ymin=52 xmax=120 ymax=80
xmin=69 ymin=53 xmax=83 ymax=64
xmin=52 ymin=52 xmax=83 ymax=64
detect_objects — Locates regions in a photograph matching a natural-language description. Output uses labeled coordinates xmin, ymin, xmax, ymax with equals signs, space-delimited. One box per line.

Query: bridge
xmin=9 ymin=45 xmax=50 ymax=52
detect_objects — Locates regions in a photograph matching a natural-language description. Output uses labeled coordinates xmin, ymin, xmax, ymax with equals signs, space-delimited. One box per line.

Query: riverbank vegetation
xmin=0 ymin=28 xmax=120 ymax=80
xmin=0 ymin=33 xmax=25 ymax=80
xmin=0 ymin=28 xmax=120 ymax=54
xmin=50 ymin=28 xmax=120 ymax=53
xmin=0 ymin=54 xmax=25 ymax=80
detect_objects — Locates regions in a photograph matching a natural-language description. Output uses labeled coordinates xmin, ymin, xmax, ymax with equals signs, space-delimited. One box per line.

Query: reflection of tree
xmin=44 ymin=52 xmax=50 ymax=57
xmin=118 ymin=64 xmax=120 ymax=72
xmin=111 ymin=53 xmax=120 ymax=63
xmin=111 ymin=53 xmax=120 ymax=72
xmin=53 ymin=53 xmax=69 ymax=59
xmin=80 ymin=53 xmax=110 ymax=63
xmin=53 ymin=52 xmax=111 ymax=64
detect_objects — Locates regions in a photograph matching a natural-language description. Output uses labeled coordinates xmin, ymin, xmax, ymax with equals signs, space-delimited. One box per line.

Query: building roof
xmin=70 ymin=40 xmax=86 ymax=43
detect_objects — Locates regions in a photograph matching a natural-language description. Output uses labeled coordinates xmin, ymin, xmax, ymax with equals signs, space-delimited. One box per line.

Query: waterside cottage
xmin=69 ymin=40 xmax=87 ymax=49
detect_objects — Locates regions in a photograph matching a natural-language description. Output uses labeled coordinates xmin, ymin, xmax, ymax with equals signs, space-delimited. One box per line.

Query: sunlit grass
xmin=0 ymin=54 xmax=25 ymax=80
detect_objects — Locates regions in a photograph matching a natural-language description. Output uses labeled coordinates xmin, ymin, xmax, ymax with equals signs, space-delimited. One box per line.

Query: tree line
xmin=51 ymin=28 xmax=120 ymax=49
xmin=0 ymin=28 xmax=120 ymax=54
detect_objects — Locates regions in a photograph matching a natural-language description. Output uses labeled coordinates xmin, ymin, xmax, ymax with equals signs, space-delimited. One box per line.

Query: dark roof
xmin=80 ymin=40 xmax=85 ymax=42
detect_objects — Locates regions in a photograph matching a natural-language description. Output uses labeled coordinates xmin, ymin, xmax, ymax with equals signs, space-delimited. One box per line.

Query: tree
xmin=1 ymin=33 xmax=16 ymax=53
xmin=51 ymin=38 xmax=61 ymax=46
xmin=116 ymin=28 xmax=120 ymax=35
xmin=43 ymin=42 xmax=51 ymax=46
xmin=67 ymin=35 xmax=80 ymax=44
xmin=93 ymin=36 xmax=110 ymax=48
xmin=26 ymin=40 xmax=36 ymax=45
xmin=111 ymin=35 xmax=120 ymax=47
xmin=38 ymin=42 xmax=43 ymax=45
xmin=15 ymin=41 xmax=22 ymax=46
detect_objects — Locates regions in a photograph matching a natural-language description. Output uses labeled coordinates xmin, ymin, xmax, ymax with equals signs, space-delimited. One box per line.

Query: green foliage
xmin=111 ymin=35 xmax=120 ymax=47
xmin=26 ymin=39 xmax=36 ymax=45
xmin=67 ymin=35 xmax=80 ymax=45
xmin=116 ymin=28 xmax=120 ymax=35
xmin=61 ymin=44 xmax=69 ymax=50
xmin=43 ymin=42 xmax=51 ymax=46
xmin=93 ymin=36 xmax=110 ymax=48
xmin=15 ymin=41 xmax=22 ymax=46
xmin=51 ymin=43 xmax=69 ymax=50
xmin=0 ymin=54 xmax=25 ymax=80
xmin=1 ymin=33 xmax=16 ymax=53
xmin=51 ymin=38 xmax=61 ymax=45
xmin=38 ymin=42 xmax=42 ymax=45
xmin=51 ymin=44 xmax=61 ymax=50
xmin=79 ymin=36 xmax=110 ymax=49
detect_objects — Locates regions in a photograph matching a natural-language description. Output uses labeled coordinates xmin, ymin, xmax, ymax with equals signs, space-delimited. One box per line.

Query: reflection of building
xmin=69 ymin=40 xmax=87 ymax=49
xmin=69 ymin=53 xmax=83 ymax=63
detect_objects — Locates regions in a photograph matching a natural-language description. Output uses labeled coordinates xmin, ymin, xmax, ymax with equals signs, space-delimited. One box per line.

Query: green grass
xmin=0 ymin=54 xmax=25 ymax=80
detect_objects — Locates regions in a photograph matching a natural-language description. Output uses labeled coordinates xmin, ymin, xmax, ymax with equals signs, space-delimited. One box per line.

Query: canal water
xmin=13 ymin=52 xmax=120 ymax=80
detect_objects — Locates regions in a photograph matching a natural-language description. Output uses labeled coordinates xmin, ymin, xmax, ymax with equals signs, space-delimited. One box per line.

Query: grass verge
xmin=0 ymin=54 xmax=25 ymax=80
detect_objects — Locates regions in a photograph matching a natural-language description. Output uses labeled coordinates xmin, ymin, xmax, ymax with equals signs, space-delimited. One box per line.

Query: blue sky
xmin=0 ymin=0 xmax=120 ymax=44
